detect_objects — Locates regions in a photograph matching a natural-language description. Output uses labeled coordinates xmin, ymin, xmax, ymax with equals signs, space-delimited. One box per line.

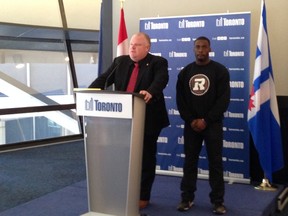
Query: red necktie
xmin=126 ymin=63 xmax=139 ymax=92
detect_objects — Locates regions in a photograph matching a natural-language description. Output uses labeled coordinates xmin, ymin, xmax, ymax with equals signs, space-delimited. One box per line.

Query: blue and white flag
xmin=248 ymin=0 xmax=283 ymax=182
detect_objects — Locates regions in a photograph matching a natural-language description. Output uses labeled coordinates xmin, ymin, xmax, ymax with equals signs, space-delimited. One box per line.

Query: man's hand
xmin=139 ymin=90 xmax=152 ymax=103
xmin=190 ymin=119 xmax=206 ymax=132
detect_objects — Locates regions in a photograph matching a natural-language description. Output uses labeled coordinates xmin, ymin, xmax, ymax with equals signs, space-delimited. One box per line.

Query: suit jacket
xmin=89 ymin=53 xmax=170 ymax=134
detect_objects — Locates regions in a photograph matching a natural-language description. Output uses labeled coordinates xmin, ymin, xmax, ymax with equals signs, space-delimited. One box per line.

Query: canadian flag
xmin=116 ymin=7 xmax=129 ymax=56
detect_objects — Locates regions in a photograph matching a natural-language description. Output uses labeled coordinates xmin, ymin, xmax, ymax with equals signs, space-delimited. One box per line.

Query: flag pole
xmin=255 ymin=176 xmax=277 ymax=191
xmin=97 ymin=0 xmax=103 ymax=75
xmin=120 ymin=0 xmax=125 ymax=9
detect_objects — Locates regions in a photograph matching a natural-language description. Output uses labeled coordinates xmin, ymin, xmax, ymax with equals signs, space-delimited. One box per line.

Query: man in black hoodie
xmin=176 ymin=36 xmax=230 ymax=215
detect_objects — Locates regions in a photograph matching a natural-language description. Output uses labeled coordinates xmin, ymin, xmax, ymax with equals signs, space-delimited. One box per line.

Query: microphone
xmin=104 ymin=63 xmax=120 ymax=90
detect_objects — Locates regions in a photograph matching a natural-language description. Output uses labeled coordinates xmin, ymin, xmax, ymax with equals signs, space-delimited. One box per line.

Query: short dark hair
xmin=194 ymin=36 xmax=210 ymax=46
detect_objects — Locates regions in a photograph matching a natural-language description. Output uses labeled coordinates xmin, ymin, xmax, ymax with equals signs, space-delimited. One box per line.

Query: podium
xmin=75 ymin=89 xmax=146 ymax=216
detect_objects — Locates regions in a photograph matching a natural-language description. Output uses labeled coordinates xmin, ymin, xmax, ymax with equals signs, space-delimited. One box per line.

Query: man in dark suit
xmin=89 ymin=32 xmax=170 ymax=209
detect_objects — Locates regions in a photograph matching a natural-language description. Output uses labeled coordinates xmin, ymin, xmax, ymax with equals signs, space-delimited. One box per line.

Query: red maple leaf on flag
xmin=248 ymin=86 xmax=255 ymax=111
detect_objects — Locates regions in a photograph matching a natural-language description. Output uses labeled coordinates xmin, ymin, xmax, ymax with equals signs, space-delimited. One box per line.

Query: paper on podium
xmin=73 ymin=88 xmax=101 ymax=92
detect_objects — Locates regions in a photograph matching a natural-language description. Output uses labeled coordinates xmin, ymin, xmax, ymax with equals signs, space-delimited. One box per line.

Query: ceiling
xmin=0 ymin=0 xmax=104 ymax=64
xmin=0 ymin=23 xmax=99 ymax=53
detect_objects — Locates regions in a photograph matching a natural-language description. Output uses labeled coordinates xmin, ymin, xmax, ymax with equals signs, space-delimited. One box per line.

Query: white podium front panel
xmin=76 ymin=92 xmax=132 ymax=119
xmin=85 ymin=117 xmax=134 ymax=215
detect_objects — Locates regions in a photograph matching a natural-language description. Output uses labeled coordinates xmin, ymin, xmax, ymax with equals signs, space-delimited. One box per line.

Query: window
xmin=0 ymin=0 xmax=102 ymax=147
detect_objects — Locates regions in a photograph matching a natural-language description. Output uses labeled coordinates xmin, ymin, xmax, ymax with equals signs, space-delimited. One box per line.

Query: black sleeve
xmin=205 ymin=65 xmax=230 ymax=124
xmin=146 ymin=57 xmax=169 ymax=101
xmin=176 ymin=68 xmax=195 ymax=123
xmin=88 ymin=58 xmax=119 ymax=89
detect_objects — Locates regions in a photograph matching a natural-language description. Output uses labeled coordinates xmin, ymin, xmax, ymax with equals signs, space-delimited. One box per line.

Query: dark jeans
xmin=180 ymin=121 xmax=225 ymax=204
xmin=140 ymin=130 xmax=161 ymax=201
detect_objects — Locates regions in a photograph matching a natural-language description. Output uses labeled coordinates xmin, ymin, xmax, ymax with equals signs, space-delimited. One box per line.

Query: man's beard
xmin=197 ymin=56 xmax=206 ymax=62
xmin=196 ymin=54 xmax=208 ymax=62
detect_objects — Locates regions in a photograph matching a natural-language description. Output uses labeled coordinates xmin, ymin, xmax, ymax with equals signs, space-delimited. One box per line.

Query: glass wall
xmin=0 ymin=0 xmax=101 ymax=146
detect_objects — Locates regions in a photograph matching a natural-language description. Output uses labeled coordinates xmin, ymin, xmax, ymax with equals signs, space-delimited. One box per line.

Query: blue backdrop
xmin=140 ymin=12 xmax=251 ymax=183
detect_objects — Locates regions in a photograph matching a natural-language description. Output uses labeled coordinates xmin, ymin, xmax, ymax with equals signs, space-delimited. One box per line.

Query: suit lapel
xmin=135 ymin=54 xmax=152 ymax=88
xmin=118 ymin=58 xmax=134 ymax=91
